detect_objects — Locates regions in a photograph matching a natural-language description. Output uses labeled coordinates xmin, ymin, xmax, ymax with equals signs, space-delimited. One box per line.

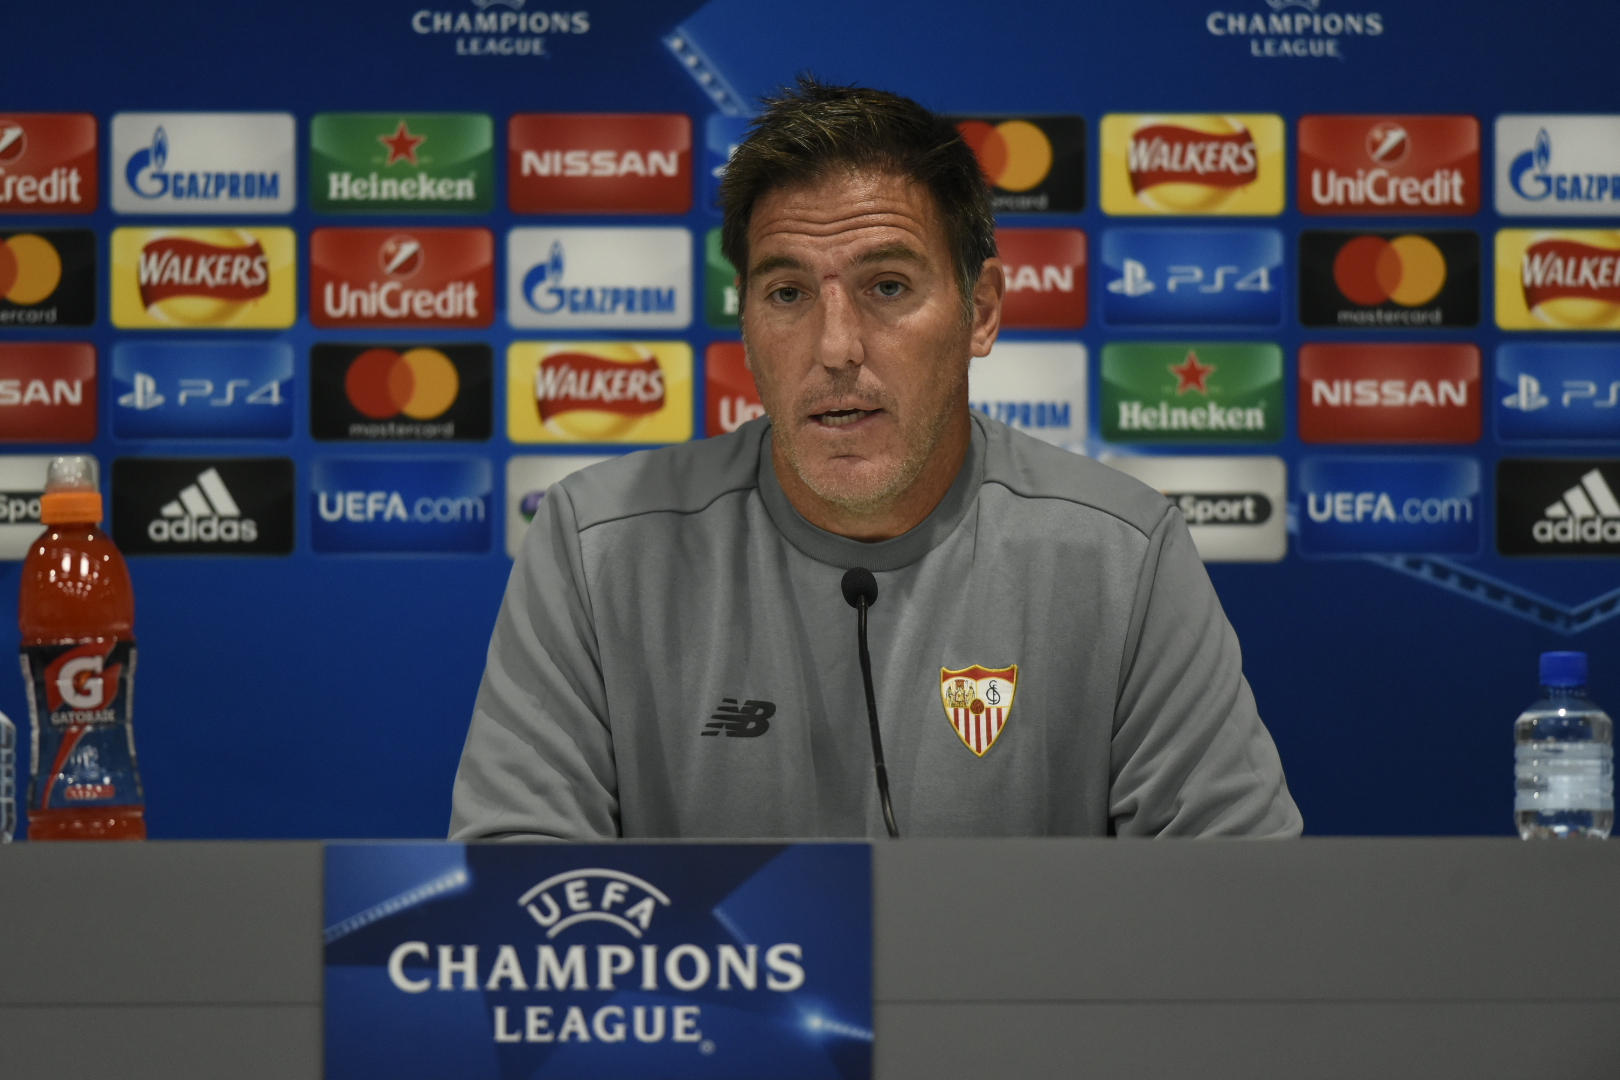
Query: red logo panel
xmin=0 ymin=113 xmax=97 ymax=214
xmin=1298 ymin=343 xmax=1480 ymax=444
xmin=705 ymin=342 xmax=764 ymax=437
xmin=310 ymin=228 xmax=493 ymax=329
xmin=998 ymin=228 xmax=1086 ymax=329
xmin=0 ymin=343 xmax=96 ymax=443
xmin=1298 ymin=115 xmax=1479 ymax=216
xmin=509 ymin=114 xmax=691 ymax=214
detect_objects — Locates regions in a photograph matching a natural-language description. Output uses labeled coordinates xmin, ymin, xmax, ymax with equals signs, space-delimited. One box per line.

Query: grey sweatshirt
xmin=450 ymin=414 xmax=1302 ymax=840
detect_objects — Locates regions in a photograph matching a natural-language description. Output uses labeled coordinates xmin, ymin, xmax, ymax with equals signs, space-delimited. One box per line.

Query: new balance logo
xmin=149 ymin=466 xmax=257 ymax=544
xmin=701 ymin=698 xmax=774 ymax=737
xmin=1536 ymin=467 xmax=1620 ymax=544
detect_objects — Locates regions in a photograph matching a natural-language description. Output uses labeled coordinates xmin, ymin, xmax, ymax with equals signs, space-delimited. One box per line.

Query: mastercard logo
xmin=1332 ymin=234 xmax=1447 ymax=307
xmin=957 ymin=120 xmax=1052 ymax=193
xmin=0 ymin=234 xmax=62 ymax=305
xmin=344 ymin=347 xmax=459 ymax=420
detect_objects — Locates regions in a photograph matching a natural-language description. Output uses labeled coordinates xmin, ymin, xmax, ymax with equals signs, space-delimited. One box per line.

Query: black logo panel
xmin=311 ymin=343 xmax=492 ymax=441
xmin=1299 ymin=230 xmax=1479 ymax=328
xmin=0 ymin=229 xmax=95 ymax=327
xmin=1498 ymin=458 xmax=1620 ymax=556
xmin=112 ymin=457 xmax=294 ymax=555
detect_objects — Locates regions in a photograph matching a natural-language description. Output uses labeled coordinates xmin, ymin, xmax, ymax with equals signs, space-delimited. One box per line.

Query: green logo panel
xmin=311 ymin=113 xmax=493 ymax=214
xmin=1102 ymin=342 xmax=1283 ymax=443
xmin=705 ymin=228 xmax=739 ymax=329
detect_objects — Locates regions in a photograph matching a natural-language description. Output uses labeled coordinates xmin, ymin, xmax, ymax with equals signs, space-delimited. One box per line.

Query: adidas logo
xmin=147 ymin=467 xmax=259 ymax=544
xmin=1534 ymin=467 xmax=1620 ymax=544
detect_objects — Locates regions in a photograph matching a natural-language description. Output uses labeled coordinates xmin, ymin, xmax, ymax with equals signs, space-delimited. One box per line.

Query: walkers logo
xmin=1298 ymin=344 xmax=1480 ymax=444
xmin=505 ymin=454 xmax=610 ymax=557
xmin=1103 ymin=455 xmax=1287 ymax=562
xmin=1101 ymin=227 xmax=1282 ymax=326
xmin=509 ymin=114 xmax=691 ymax=214
xmin=1299 ymin=230 xmax=1479 ymax=328
xmin=311 ymin=457 xmax=491 ymax=554
xmin=508 ymin=342 xmax=693 ymax=444
xmin=311 ymin=228 xmax=492 ymax=329
xmin=1497 ymin=344 xmax=1620 ymax=442
xmin=1298 ymin=456 xmax=1480 ymax=556
xmin=968 ymin=341 xmax=1088 ymax=452
xmin=0 ymin=343 xmax=96 ymax=443
xmin=311 ymin=344 xmax=491 ymax=441
xmin=311 ymin=113 xmax=493 ymax=214
xmin=998 ymin=229 xmax=1086 ymax=329
xmin=1101 ymin=342 xmax=1282 ymax=444
xmin=1496 ymin=229 xmax=1620 ymax=330
xmin=111 ymin=113 xmax=295 ymax=215
xmin=0 ymin=455 xmax=59 ymax=559
xmin=110 ymin=227 xmax=296 ymax=329
xmin=508 ymin=227 xmax=692 ymax=330
xmin=1298 ymin=115 xmax=1479 ymax=216
xmin=705 ymin=342 xmax=764 ymax=437
xmin=0 ymin=114 xmax=96 ymax=213
xmin=704 ymin=229 xmax=739 ymax=330
xmin=1100 ymin=114 xmax=1284 ymax=216
xmin=940 ymin=665 xmax=1017 ymax=757
xmin=948 ymin=116 xmax=1085 ymax=213
xmin=1496 ymin=117 xmax=1620 ymax=217
xmin=1498 ymin=460 xmax=1620 ymax=556
xmin=0 ymin=229 xmax=94 ymax=326
xmin=112 ymin=458 xmax=294 ymax=555
xmin=112 ymin=342 xmax=292 ymax=440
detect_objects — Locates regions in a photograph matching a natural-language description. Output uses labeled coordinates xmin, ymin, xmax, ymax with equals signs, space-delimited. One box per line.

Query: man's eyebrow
xmin=747 ymin=254 xmax=808 ymax=278
xmin=852 ymin=243 xmax=927 ymax=268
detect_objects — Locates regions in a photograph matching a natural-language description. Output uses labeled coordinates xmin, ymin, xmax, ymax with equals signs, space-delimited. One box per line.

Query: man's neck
xmin=770 ymin=411 xmax=973 ymax=542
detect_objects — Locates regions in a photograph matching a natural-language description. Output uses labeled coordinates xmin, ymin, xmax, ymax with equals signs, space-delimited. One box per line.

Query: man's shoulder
xmin=977 ymin=416 xmax=1171 ymax=538
xmin=561 ymin=418 xmax=765 ymax=531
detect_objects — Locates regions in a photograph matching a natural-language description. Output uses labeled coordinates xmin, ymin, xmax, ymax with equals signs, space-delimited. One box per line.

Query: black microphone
xmin=840 ymin=567 xmax=899 ymax=839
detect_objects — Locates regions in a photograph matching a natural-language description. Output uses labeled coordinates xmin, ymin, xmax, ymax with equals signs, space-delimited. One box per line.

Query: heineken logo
xmin=1102 ymin=342 xmax=1283 ymax=443
xmin=311 ymin=113 xmax=493 ymax=215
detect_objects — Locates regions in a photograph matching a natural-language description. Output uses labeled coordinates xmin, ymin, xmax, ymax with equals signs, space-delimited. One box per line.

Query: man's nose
xmin=812 ymin=281 xmax=865 ymax=370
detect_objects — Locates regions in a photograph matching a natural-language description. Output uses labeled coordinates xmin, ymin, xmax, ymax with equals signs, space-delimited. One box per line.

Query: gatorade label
xmin=20 ymin=640 xmax=142 ymax=811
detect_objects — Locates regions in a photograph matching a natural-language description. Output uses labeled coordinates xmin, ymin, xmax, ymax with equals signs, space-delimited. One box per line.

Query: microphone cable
xmin=841 ymin=567 xmax=899 ymax=839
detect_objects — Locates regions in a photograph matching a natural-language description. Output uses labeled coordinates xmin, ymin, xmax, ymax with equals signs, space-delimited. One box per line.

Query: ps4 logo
xmin=1502 ymin=372 xmax=1620 ymax=412
xmin=1107 ymin=259 xmax=1274 ymax=297
xmin=118 ymin=372 xmax=285 ymax=412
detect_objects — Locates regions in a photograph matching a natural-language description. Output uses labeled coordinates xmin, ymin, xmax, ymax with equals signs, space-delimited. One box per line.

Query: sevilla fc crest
xmin=939 ymin=664 xmax=1018 ymax=757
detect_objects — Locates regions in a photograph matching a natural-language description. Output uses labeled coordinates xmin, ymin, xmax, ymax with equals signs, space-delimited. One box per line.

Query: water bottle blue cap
xmin=1540 ymin=651 xmax=1587 ymax=688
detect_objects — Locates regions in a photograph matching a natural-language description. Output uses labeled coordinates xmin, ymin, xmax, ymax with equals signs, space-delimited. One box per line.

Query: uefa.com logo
xmin=380 ymin=867 xmax=806 ymax=1047
xmin=311 ymin=458 xmax=491 ymax=554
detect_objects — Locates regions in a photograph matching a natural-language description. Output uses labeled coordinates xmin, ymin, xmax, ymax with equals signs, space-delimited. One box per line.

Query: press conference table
xmin=1 ymin=838 xmax=1616 ymax=1079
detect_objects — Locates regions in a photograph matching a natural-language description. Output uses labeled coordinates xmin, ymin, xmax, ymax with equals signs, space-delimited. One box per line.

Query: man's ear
xmin=970 ymin=258 xmax=1005 ymax=359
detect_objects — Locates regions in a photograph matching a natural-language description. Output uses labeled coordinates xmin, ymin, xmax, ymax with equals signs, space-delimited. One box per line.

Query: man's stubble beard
xmin=754 ymin=354 xmax=969 ymax=519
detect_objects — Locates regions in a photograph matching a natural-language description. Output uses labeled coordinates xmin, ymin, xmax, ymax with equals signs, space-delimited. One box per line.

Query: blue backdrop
xmin=2 ymin=0 xmax=1615 ymax=838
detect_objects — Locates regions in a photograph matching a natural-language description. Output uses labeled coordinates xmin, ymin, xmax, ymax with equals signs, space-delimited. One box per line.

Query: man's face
xmin=740 ymin=170 xmax=999 ymax=518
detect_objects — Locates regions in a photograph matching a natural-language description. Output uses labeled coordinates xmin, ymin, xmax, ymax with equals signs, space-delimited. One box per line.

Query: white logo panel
xmin=1495 ymin=115 xmax=1620 ymax=217
xmin=111 ymin=112 xmax=296 ymax=215
xmin=1103 ymin=455 xmax=1287 ymax=562
xmin=968 ymin=342 xmax=1087 ymax=452
xmin=0 ymin=455 xmax=91 ymax=560
xmin=506 ymin=454 xmax=611 ymax=558
xmin=507 ymin=227 xmax=691 ymax=330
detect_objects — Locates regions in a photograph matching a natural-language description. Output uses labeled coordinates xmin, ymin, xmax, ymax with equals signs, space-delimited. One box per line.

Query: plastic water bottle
xmin=1515 ymin=651 xmax=1613 ymax=840
xmin=1 ymin=708 xmax=14 ymax=843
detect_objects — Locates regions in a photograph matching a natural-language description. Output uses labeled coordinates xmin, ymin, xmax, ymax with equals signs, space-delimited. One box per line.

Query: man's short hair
xmin=719 ymin=76 xmax=997 ymax=316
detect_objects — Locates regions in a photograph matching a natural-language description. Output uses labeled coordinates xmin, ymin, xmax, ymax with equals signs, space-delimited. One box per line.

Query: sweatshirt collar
xmin=755 ymin=413 xmax=986 ymax=572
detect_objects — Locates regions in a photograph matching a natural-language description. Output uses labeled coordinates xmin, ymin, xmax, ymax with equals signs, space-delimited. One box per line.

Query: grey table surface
xmin=2 ymin=838 xmax=1617 ymax=1079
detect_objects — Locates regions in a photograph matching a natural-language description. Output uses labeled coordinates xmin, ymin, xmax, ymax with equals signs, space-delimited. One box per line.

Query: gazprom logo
xmin=1509 ymin=129 xmax=1555 ymax=201
xmin=124 ymin=127 xmax=169 ymax=198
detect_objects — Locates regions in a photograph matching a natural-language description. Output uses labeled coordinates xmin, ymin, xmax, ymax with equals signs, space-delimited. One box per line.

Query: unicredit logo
xmin=1128 ymin=124 xmax=1257 ymax=192
xmin=536 ymin=353 xmax=665 ymax=421
xmin=137 ymin=236 xmax=268 ymax=306
xmin=311 ymin=227 xmax=492 ymax=329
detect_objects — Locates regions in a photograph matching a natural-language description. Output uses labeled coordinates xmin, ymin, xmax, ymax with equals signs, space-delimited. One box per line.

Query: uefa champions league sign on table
xmin=323 ymin=843 xmax=872 ymax=1080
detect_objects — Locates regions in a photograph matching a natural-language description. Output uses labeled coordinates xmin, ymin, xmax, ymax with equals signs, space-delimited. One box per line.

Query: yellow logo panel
xmin=1496 ymin=229 xmax=1620 ymax=330
xmin=1100 ymin=114 xmax=1285 ymax=216
xmin=507 ymin=341 xmax=693 ymax=444
xmin=111 ymin=227 xmax=296 ymax=329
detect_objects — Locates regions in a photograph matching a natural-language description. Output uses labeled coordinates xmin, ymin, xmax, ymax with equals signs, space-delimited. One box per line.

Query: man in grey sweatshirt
xmin=450 ymin=79 xmax=1301 ymax=840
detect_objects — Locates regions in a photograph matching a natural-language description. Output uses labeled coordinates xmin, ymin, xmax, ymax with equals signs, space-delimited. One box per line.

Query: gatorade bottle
xmin=20 ymin=457 xmax=145 ymax=841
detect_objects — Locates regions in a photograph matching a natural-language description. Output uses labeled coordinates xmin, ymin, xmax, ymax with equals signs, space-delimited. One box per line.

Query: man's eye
xmin=874 ymin=280 xmax=905 ymax=298
xmin=771 ymin=286 xmax=802 ymax=303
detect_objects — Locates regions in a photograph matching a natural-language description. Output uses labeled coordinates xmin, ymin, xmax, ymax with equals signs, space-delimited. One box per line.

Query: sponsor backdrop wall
xmin=3 ymin=0 xmax=1618 ymax=838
